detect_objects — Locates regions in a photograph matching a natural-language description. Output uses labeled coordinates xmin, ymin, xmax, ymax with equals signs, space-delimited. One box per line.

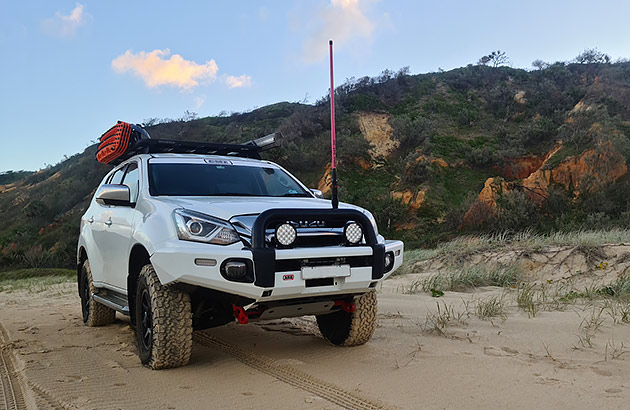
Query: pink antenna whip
xmin=329 ymin=40 xmax=339 ymax=209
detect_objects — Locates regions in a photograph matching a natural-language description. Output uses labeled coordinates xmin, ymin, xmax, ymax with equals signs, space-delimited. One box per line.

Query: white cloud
xmin=194 ymin=95 xmax=207 ymax=109
xmin=112 ymin=49 xmax=219 ymax=90
xmin=300 ymin=0 xmax=378 ymax=63
xmin=42 ymin=3 xmax=89 ymax=38
xmin=225 ymin=74 xmax=252 ymax=88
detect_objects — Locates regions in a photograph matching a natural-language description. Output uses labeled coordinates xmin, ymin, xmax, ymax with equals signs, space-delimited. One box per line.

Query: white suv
xmin=77 ymin=145 xmax=403 ymax=369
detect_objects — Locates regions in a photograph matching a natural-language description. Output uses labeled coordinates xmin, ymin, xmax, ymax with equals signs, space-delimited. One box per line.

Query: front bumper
xmin=150 ymin=239 xmax=403 ymax=302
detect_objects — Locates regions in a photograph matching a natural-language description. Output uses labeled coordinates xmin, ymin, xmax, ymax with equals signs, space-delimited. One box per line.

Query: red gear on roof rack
xmin=96 ymin=121 xmax=134 ymax=164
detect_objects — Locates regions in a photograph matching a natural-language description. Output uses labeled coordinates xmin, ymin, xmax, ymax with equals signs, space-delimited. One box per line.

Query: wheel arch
xmin=77 ymin=246 xmax=88 ymax=295
xmin=128 ymin=244 xmax=152 ymax=324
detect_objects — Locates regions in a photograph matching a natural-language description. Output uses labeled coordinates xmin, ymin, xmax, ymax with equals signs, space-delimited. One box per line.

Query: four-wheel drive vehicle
xmin=77 ymin=138 xmax=404 ymax=369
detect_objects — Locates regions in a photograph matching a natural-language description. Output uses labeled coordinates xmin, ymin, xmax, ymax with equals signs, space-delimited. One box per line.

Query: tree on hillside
xmin=478 ymin=50 xmax=509 ymax=67
xmin=575 ymin=48 xmax=611 ymax=64
xmin=532 ymin=59 xmax=549 ymax=70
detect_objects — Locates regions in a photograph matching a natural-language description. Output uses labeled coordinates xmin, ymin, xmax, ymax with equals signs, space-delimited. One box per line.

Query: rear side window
xmin=122 ymin=162 xmax=140 ymax=203
xmin=108 ymin=166 xmax=127 ymax=185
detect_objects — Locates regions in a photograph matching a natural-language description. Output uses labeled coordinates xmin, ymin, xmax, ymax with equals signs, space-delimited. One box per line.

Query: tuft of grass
xmin=422 ymin=301 xmax=470 ymax=336
xmin=420 ymin=263 xmax=522 ymax=293
xmin=599 ymin=274 xmax=630 ymax=299
xmin=475 ymin=295 xmax=507 ymax=321
xmin=605 ymin=340 xmax=627 ymax=361
xmin=516 ymin=283 xmax=538 ymax=317
xmin=0 ymin=268 xmax=74 ymax=293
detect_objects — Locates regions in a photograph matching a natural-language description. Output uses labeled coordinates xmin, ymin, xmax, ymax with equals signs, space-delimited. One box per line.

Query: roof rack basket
xmin=126 ymin=139 xmax=264 ymax=161
xmin=97 ymin=120 xmax=278 ymax=165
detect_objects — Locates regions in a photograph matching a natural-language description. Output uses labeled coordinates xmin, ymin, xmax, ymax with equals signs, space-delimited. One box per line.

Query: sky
xmin=1 ymin=0 xmax=630 ymax=172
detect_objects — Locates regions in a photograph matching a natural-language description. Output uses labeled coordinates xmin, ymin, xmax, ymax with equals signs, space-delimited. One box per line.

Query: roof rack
xmin=108 ymin=132 xmax=278 ymax=165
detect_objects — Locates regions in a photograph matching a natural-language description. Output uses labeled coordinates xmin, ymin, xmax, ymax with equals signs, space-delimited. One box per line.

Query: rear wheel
xmin=79 ymin=260 xmax=116 ymax=326
xmin=316 ymin=290 xmax=378 ymax=346
xmin=135 ymin=264 xmax=192 ymax=369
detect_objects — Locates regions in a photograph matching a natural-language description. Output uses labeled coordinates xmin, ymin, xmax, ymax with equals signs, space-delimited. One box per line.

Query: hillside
xmin=1 ymin=60 xmax=630 ymax=270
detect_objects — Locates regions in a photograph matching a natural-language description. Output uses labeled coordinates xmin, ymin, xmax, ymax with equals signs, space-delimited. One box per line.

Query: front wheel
xmin=79 ymin=260 xmax=116 ymax=327
xmin=135 ymin=264 xmax=192 ymax=369
xmin=316 ymin=290 xmax=378 ymax=346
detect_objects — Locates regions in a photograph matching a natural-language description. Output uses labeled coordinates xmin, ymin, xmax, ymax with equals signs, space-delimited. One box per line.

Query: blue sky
xmin=1 ymin=0 xmax=630 ymax=172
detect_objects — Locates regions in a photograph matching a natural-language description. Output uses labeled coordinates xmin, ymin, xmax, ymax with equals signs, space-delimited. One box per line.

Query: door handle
xmin=105 ymin=219 xmax=112 ymax=226
xmin=87 ymin=216 xmax=94 ymax=224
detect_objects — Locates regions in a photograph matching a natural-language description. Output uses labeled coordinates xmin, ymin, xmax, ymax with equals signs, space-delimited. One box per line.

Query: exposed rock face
xmin=391 ymin=189 xmax=426 ymax=210
xmin=498 ymin=156 xmax=545 ymax=180
xmin=522 ymin=141 xmax=627 ymax=200
xmin=415 ymin=154 xmax=449 ymax=168
xmin=463 ymin=141 xmax=628 ymax=226
xmin=496 ymin=143 xmax=562 ymax=180
xmin=514 ymin=91 xmax=527 ymax=105
xmin=551 ymin=142 xmax=627 ymax=195
xmin=316 ymin=157 xmax=372 ymax=196
xmin=317 ymin=163 xmax=333 ymax=195
xmin=357 ymin=113 xmax=399 ymax=159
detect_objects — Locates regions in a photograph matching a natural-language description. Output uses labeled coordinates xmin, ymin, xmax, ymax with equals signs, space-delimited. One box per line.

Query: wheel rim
xmin=139 ymin=289 xmax=153 ymax=352
xmin=81 ymin=272 xmax=90 ymax=323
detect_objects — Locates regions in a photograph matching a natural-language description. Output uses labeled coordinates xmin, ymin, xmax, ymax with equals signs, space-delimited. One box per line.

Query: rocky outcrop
xmin=316 ymin=157 xmax=372 ymax=196
xmin=357 ymin=113 xmax=399 ymax=159
xmin=317 ymin=163 xmax=333 ymax=195
xmin=463 ymin=141 xmax=628 ymax=226
xmin=496 ymin=143 xmax=562 ymax=180
xmin=391 ymin=190 xmax=426 ymax=210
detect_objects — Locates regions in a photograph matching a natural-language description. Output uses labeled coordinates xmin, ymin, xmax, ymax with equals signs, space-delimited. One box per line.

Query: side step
xmin=93 ymin=290 xmax=130 ymax=316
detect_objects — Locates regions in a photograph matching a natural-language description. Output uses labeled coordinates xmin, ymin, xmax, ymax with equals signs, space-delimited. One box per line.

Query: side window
xmin=108 ymin=165 xmax=127 ymax=185
xmin=122 ymin=162 xmax=140 ymax=203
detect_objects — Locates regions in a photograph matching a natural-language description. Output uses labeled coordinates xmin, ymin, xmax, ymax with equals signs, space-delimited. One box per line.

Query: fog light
xmin=276 ymin=223 xmax=297 ymax=246
xmin=224 ymin=261 xmax=248 ymax=279
xmin=220 ymin=259 xmax=253 ymax=283
xmin=384 ymin=251 xmax=395 ymax=273
xmin=344 ymin=222 xmax=363 ymax=244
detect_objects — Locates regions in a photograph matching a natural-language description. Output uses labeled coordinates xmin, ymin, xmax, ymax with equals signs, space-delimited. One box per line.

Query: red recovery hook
xmin=333 ymin=300 xmax=355 ymax=313
xmin=232 ymin=305 xmax=263 ymax=324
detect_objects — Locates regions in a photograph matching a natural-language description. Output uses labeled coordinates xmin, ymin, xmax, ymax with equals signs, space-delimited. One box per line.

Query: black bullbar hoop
xmin=249 ymin=208 xmax=385 ymax=288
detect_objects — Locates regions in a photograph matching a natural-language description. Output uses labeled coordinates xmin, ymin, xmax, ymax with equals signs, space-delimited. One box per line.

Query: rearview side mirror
xmin=96 ymin=184 xmax=131 ymax=207
xmin=310 ymin=189 xmax=324 ymax=199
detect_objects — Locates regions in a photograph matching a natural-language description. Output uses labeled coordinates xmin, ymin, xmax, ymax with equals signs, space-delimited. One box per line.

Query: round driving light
xmin=344 ymin=222 xmax=363 ymax=244
xmin=276 ymin=223 xmax=297 ymax=246
xmin=187 ymin=220 xmax=203 ymax=235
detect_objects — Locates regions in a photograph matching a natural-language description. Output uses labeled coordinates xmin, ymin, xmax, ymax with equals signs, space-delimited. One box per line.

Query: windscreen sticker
xmin=204 ymin=159 xmax=233 ymax=165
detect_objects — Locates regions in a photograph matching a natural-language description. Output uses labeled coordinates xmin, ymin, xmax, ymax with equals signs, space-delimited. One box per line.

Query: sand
xmin=1 ymin=245 xmax=630 ymax=409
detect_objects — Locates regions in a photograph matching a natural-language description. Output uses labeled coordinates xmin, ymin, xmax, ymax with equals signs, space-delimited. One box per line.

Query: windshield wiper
xmin=280 ymin=192 xmax=310 ymax=197
xmin=210 ymin=193 xmax=259 ymax=196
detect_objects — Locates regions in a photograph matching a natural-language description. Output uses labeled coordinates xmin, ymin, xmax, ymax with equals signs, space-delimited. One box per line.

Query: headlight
xmin=173 ymin=209 xmax=240 ymax=245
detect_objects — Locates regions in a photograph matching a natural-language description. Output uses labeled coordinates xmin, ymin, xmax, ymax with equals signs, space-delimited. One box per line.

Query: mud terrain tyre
xmin=316 ymin=290 xmax=377 ymax=346
xmin=80 ymin=260 xmax=116 ymax=326
xmin=135 ymin=264 xmax=192 ymax=369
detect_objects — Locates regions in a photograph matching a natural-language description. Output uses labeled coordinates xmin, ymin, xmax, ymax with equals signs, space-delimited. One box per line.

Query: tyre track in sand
xmin=193 ymin=332 xmax=397 ymax=410
xmin=0 ymin=323 xmax=27 ymax=410
xmin=0 ymin=322 xmax=68 ymax=410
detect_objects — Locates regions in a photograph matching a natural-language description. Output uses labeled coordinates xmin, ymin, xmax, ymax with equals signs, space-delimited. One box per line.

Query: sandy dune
xmin=1 ymin=246 xmax=630 ymax=409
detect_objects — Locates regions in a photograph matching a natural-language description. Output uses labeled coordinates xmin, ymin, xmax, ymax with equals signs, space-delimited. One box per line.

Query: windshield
xmin=148 ymin=162 xmax=311 ymax=197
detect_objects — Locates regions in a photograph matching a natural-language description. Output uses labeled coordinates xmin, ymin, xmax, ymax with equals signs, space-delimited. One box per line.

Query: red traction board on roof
xmin=96 ymin=121 xmax=134 ymax=164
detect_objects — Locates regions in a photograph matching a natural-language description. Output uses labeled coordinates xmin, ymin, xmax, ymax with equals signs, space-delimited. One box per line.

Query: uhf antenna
xmin=329 ymin=39 xmax=339 ymax=209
